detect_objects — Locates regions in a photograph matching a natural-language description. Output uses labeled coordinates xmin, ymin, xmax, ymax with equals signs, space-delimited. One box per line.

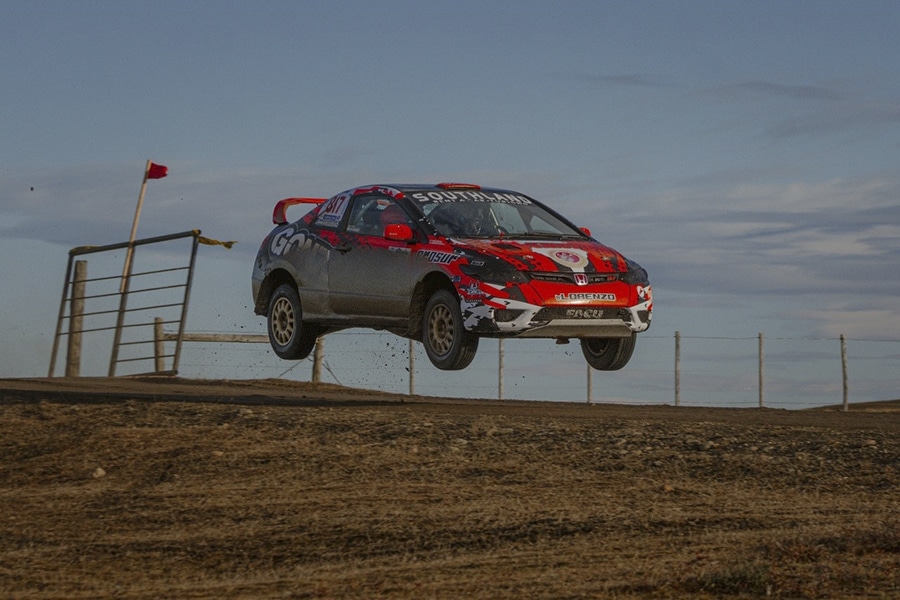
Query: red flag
xmin=147 ymin=162 xmax=168 ymax=179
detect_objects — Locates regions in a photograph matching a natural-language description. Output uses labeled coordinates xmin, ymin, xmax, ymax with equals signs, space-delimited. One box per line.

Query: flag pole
xmin=120 ymin=160 xmax=152 ymax=292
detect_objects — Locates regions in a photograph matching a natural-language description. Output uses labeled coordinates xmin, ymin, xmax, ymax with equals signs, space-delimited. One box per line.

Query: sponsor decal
xmin=316 ymin=193 xmax=351 ymax=227
xmin=554 ymin=292 xmax=616 ymax=301
xmin=270 ymin=226 xmax=314 ymax=256
xmin=410 ymin=191 xmax=533 ymax=205
xmin=637 ymin=285 xmax=652 ymax=302
xmin=417 ymin=249 xmax=458 ymax=264
xmin=533 ymin=247 xmax=589 ymax=271
xmin=461 ymin=283 xmax=488 ymax=298
xmin=461 ymin=299 xmax=494 ymax=330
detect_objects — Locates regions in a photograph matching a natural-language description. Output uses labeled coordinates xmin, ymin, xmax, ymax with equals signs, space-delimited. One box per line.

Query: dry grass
xmin=1 ymin=380 xmax=898 ymax=598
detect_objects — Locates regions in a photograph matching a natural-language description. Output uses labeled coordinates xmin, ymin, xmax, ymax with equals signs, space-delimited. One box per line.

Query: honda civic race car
xmin=252 ymin=183 xmax=652 ymax=371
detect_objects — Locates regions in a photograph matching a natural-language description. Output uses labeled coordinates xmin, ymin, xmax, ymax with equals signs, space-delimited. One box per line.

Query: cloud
xmin=0 ymin=163 xmax=351 ymax=258
xmin=796 ymin=308 xmax=900 ymax=340
xmin=767 ymin=101 xmax=900 ymax=138
xmin=585 ymin=73 xmax=671 ymax=88
xmin=710 ymin=80 xmax=843 ymax=102
xmin=591 ymin=173 xmax=900 ymax=338
xmin=703 ymin=79 xmax=900 ymax=139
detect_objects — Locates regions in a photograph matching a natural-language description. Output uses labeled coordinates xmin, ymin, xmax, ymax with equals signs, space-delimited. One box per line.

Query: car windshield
xmin=411 ymin=190 xmax=584 ymax=239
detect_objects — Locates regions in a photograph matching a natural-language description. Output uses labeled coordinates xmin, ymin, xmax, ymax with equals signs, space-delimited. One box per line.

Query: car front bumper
xmin=462 ymin=296 xmax=652 ymax=338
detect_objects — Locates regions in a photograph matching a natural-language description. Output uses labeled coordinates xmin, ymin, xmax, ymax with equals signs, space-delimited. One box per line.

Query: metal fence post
xmin=498 ymin=339 xmax=505 ymax=400
xmin=109 ymin=245 xmax=135 ymax=377
xmin=409 ymin=338 xmax=415 ymax=395
xmin=170 ymin=235 xmax=200 ymax=375
xmin=841 ymin=334 xmax=849 ymax=411
xmin=674 ymin=331 xmax=681 ymax=407
xmin=586 ymin=363 xmax=593 ymax=404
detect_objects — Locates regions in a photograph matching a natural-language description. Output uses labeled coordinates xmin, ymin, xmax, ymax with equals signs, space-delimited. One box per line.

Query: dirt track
xmin=1 ymin=377 xmax=898 ymax=599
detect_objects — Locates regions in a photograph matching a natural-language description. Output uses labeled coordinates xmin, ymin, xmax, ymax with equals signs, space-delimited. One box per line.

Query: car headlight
xmin=620 ymin=258 xmax=649 ymax=285
xmin=459 ymin=259 xmax=529 ymax=285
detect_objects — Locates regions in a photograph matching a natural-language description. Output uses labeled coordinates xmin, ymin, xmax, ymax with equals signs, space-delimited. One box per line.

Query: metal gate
xmin=48 ymin=230 xmax=201 ymax=377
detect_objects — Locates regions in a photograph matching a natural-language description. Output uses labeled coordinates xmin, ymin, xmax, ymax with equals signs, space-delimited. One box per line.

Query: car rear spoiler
xmin=272 ymin=197 xmax=326 ymax=225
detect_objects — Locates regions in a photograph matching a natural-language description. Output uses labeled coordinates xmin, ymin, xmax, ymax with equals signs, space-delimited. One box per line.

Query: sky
xmin=2 ymin=1 xmax=899 ymax=407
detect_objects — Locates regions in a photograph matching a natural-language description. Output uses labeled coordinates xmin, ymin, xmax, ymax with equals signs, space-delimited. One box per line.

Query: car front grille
xmin=532 ymin=307 xmax=630 ymax=322
xmin=529 ymin=272 xmax=620 ymax=284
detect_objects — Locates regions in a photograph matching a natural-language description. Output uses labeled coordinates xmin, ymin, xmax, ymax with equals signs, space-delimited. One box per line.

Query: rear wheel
xmin=422 ymin=289 xmax=479 ymax=370
xmin=581 ymin=333 xmax=636 ymax=371
xmin=267 ymin=283 xmax=319 ymax=360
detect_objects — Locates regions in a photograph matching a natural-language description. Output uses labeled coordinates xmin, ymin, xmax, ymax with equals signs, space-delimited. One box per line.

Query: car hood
xmin=455 ymin=238 xmax=627 ymax=273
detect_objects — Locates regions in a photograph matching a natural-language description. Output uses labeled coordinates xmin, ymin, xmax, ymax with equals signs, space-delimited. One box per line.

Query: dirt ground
xmin=1 ymin=377 xmax=898 ymax=599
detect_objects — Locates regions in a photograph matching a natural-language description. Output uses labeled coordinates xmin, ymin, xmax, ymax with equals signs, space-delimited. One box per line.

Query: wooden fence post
xmin=65 ymin=260 xmax=87 ymax=377
xmin=154 ymin=317 xmax=165 ymax=373
xmin=312 ymin=337 xmax=324 ymax=383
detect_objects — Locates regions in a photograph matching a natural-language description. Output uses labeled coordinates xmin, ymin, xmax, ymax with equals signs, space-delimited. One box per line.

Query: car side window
xmin=346 ymin=196 xmax=382 ymax=235
xmin=346 ymin=196 xmax=412 ymax=237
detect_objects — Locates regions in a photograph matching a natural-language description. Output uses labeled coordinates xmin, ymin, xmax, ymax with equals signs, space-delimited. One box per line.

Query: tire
xmin=422 ymin=289 xmax=479 ymax=370
xmin=580 ymin=333 xmax=637 ymax=371
xmin=267 ymin=283 xmax=319 ymax=360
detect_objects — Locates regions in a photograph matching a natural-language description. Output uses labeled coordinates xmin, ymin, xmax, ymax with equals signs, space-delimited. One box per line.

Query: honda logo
xmin=574 ymin=273 xmax=588 ymax=286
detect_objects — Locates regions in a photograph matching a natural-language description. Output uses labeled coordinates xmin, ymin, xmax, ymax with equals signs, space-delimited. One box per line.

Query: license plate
xmin=565 ymin=308 xmax=604 ymax=319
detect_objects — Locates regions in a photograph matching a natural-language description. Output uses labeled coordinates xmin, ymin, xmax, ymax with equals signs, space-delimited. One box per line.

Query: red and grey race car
xmin=252 ymin=183 xmax=652 ymax=371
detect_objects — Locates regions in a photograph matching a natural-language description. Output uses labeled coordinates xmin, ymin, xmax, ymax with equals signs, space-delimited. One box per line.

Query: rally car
xmin=252 ymin=183 xmax=652 ymax=371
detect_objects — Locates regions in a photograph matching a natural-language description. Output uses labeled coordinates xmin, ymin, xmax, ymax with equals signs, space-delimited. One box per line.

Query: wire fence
xmin=162 ymin=329 xmax=900 ymax=410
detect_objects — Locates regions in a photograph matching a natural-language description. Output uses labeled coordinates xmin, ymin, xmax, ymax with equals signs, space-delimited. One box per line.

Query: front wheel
xmin=422 ymin=289 xmax=479 ymax=370
xmin=581 ymin=333 xmax=636 ymax=371
xmin=267 ymin=283 xmax=319 ymax=360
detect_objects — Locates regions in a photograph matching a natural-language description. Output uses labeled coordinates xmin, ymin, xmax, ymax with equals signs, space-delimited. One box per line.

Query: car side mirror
xmin=384 ymin=223 xmax=415 ymax=242
xmin=579 ymin=227 xmax=592 ymax=237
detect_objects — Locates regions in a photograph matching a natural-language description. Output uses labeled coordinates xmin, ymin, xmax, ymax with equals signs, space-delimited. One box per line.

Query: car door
xmin=327 ymin=194 xmax=418 ymax=320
